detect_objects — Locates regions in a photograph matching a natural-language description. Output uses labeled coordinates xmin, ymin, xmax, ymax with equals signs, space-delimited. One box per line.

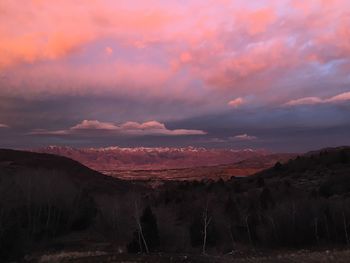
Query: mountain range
xmin=32 ymin=146 xmax=295 ymax=180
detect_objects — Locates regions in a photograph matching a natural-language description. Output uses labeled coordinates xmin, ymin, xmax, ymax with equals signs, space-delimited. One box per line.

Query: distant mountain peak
xmin=32 ymin=146 xmax=270 ymax=172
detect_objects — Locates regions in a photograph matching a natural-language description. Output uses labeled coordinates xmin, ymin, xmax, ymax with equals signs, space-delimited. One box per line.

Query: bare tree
xmin=314 ymin=217 xmax=319 ymax=244
xmin=112 ymin=204 xmax=119 ymax=233
xmin=134 ymin=201 xmax=149 ymax=254
xmin=324 ymin=214 xmax=330 ymax=243
xmin=245 ymin=214 xmax=253 ymax=247
xmin=268 ymin=215 xmax=278 ymax=244
xmin=343 ymin=211 xmax=349 ymax=245
xmin=228 ymin=225 xmax=235 ymax=253
xmin=202 ymin=201 xmax=212 ymax=255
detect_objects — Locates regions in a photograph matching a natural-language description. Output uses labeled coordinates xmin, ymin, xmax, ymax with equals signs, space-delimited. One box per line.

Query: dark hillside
xmin=151 ymin=147 xmax=350 ymax=251
xmin=1 ymin=147 xmax=350 ymax=262
xmin=0 ymin=149 xmax=145 ymax=261
xmin=254 ymin=146 xmax=350 ymax=195
xmin=0 ymin=149 xmax=133 ymax=193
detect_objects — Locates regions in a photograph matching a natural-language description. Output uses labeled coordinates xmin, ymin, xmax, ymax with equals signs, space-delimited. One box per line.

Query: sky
xmin=0 ymin=0 xmax=350 ymax=152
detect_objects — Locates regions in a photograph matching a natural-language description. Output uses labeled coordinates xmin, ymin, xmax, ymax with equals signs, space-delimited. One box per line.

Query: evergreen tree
xmin=274 ymin=161 xmax=283 ymax=171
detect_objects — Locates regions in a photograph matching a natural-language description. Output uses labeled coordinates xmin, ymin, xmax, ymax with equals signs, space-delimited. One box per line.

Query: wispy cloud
xmin=285 ymin=92 xmax=350 ymax=106
xmin=229 ymin=134 xmax=257 ymax=141
xmin=204 ymin=134 xmax=258 ymax=143
xmin=30 ymin=120 xmax=206 ymax=137
xmin=0 ymin=123 xmax=9 ymax=128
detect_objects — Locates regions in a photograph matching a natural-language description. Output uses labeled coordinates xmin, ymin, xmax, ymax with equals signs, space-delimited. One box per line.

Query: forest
xmin=0 ymin=148 xmax=350 ymax=261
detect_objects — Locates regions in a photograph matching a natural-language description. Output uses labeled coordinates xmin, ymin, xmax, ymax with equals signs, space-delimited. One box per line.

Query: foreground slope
xmin=0 ymin=149 xmax=132 ymax=193
xmin=29 ymin=146 xmax=350 ymax=263
xmin=1 ymin=147 xmax=350 ymax=262
xmin=0 ymin=149 xmax=144 ymax=261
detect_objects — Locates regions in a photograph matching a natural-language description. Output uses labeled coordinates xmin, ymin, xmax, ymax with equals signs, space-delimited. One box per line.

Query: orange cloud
xmin=1 ymin=0 xmax=350 ymax=113
xmin=0 ymin=1 xmax=176 ymax=69
xmin=237 ymin=8 xmax=276 ymax=35
xmin=180 ymin=52 xmax=193 ymax=63
xmin=205 ymin=39 xmax=292 ymax=89
xmin=105 ymin=47 xmax=113 ymax=55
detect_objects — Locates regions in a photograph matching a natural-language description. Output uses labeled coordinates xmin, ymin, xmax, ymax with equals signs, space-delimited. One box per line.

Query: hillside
xmin=0 ymin=149 xmax=145 ymax=261
xmin=0 ymin=149 xmax=133 ymax=193
xmin=1 ymin=147 xmax=350 ymax=262
xmin=254 ymin=146 xmax=350 ymax=195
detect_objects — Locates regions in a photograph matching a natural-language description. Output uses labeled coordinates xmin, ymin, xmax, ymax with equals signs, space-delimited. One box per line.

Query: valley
xmin=32 ymin=146 xmax=295 ymax=181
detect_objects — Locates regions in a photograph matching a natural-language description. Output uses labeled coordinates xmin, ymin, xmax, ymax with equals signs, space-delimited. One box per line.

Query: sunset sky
xmin=0 ymin=0 xmax=350 ymax=151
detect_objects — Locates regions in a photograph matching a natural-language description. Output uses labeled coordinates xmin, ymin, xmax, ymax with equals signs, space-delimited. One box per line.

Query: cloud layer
xmin=0 ymin=0 xmax=350 ymax=150
xmin=1 ymin=0 xmax=350 ymax=104
xmin=31 ymin=120 xmax=206 ymax=137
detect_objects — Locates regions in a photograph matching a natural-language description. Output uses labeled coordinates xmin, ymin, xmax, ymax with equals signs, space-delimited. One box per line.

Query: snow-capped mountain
xmin=32 ymin=146 xmax=270 ymax=171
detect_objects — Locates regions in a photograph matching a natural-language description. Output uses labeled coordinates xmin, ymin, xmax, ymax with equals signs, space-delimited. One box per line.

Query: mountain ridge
xmin=31 ymin=145 xmax=271 ymax=171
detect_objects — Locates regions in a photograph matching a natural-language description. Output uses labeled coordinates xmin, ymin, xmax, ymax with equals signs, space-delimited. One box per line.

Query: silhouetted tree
xmin=189 ymin=207 xmax=217 ymax=252
xmin=225 ymin=197 xmax=240 ymax=222
xmin=141 ymin=206 xmax=160 ymax=251
xmin=274 ymin=161 xmax=283 ymax=171
xmin=257 ymin=177 xmax=265 ymax=188
xmin=127 ymin=206 xmax=160 ymax=253
xmin=339 ymin=150 xmax=349 ymax=164
xmin=260 ymin=187 xmax=274 ymax=210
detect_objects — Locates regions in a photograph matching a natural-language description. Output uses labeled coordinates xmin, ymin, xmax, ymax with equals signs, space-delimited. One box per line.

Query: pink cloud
xmin=236 ymin=7 xmax=276 ymax=36
xmin=228 ymin=97 xmax=244 ymax=108
xmin=0 ymin=0 xmax=350 ymax=113
xmin=285 ymin=97 xmax=323 ymax=106
xmin=0 ymin=1 xmax=178 ymax=69
xmin=31 ymin=120 xmax=206 ymax=136
xmin=0 ymin=123 xmax=9 ymax=128
xmin=284 ymin=92 xmax=350 ymax=106
xmin=72 ymin=120 xmax=118 ymax=130
xmin=179 ymin=52 xmax=193 ymax=63
xmin=2 ymin=60 xmax=173 ymax=98
xmin=230 ymin=134 xmax=257 ymax=141
xmin=105 ymin=47 xmax=113 ymax=55
xmin=327 ymin=92 xmax=350 ymax=103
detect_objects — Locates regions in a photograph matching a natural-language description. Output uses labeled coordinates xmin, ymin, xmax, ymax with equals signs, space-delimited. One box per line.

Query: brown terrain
xmin=32 ymin=146 xmax=270 ymax=170
xmin=31 ymin=249 xmax=350 ymax=263
xmin=105 ymin=153 xmax=296 ymax=181
xmin=32 ymin=146 xmax=296 ymax=180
